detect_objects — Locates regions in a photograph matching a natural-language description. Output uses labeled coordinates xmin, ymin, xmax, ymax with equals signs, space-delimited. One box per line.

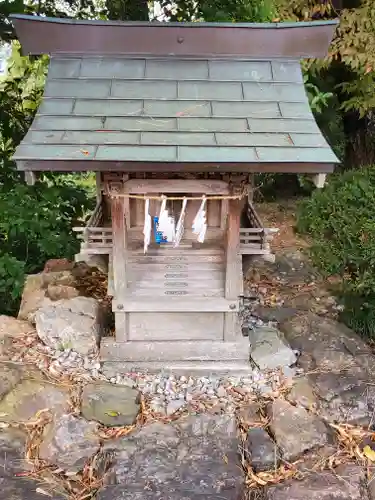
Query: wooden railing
xmin=240 ymin=202 xmax=278 ymax=255
xmin=73 ymin=201 xmax=113 ymax=255
xmin=73 ymin=199 xmax=278 ymax=258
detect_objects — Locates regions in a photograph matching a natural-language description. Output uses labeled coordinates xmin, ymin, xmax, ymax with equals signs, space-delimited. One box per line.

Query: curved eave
xmin=10 ymin=14 xmax=339 ymax=59
xmin=15 ymin=160 xmax=337 ymax=174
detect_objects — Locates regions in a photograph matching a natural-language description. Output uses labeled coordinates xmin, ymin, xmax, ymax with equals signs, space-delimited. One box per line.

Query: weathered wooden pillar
xmin=110 ymin=195 xmax=128 ymax=341
xmin=224 ymin=198 xmax=243 ymax=341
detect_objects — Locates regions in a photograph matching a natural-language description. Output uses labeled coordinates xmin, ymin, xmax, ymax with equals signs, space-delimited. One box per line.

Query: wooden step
xmin=112 ymin=297 xmax=239 ymax=312
xmin=128 ymin=277 xmax=224 ymax=288
xmin=127 ymin=311 xmax=224 ymax=340
xmin=129 ymin=262 xmax=224 ymax=272
xmin=128 ymin=254 xmax=224 ymax=264
xmin=129 ymin=245 xmax=224 ymax=256
xmin=102 ymin=360 xmax=252 ymax=375
xmin=101 ymin=338 xmax=250 ymax=362
xmin=130 ymin=288 xmax=224 ymax=298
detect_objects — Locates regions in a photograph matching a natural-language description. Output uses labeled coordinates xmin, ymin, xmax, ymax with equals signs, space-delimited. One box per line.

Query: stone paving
xmin=1 ymin=254 xmax=375 ymax=499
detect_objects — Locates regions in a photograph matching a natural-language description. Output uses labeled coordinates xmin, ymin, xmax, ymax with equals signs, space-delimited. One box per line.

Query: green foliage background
xmin=0 ymin=45 xmax=94 ymax=314
xmin=297 ymin=168 xmax=375 ymax=338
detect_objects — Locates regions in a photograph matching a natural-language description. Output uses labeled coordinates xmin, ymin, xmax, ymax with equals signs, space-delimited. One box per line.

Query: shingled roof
xmin=11 ymin=15 xmax=340 ymax=173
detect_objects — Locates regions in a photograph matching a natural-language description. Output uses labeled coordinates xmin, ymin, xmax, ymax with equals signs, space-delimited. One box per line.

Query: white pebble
xmin=150 ymin=398 xmax=166 ymax=415
xmin=166 ymin=399 xmax=185 ymax=416
xmin=122 ymin=376 xmax=136 ymax=388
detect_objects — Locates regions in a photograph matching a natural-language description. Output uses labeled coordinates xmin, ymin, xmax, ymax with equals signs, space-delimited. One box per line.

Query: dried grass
xmin=328 ymin=422 xmax=372 ymax=464
xmin=73 ymin=268 xmax=108 ymax=303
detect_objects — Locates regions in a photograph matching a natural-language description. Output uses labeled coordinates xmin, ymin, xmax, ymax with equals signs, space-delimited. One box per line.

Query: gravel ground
xmin=12 ymin=291 xmax=299 ymax=418
xmin=28 ymin=323 xmax=299 ymax=417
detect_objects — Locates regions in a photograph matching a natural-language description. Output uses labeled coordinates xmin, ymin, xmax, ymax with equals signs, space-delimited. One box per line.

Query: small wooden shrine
xmin=12 ymin=15 xmax=339 ymax=371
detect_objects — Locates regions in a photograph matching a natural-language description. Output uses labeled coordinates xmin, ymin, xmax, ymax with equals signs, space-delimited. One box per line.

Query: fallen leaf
xmin=35 ymin=408 xmax=49 ymax=418
xmin=363 ymin=445 xmax=375 ymax=461
xmin=105 ymin=410 xmax=120 ymax=417
xmin=249 ymin=471 xmax=267 ymax=486
xmin=36 ymin=488 xmax=53 ymax=497
xmin=65 ymin=471 xmax=80 ymax=477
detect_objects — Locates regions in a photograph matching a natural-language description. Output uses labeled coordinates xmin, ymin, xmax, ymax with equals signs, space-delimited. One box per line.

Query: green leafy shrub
xmin=0 ymin=44 xmax=94 ymax=315
xmin=0 ymin=179 xmax=94 ymax=315
xmin=297 ymin=167 xmax=375 ymax=337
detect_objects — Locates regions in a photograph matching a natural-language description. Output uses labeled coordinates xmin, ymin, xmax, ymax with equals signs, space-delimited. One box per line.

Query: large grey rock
xmin=253 ymin=306 xmax=298 ymax=324
xmin=368 ymin=475 xmax=375 ymax=500
xmin=238 ymin=403 xmax=262 ymax=425
xmin=18 ymin=271 xmax=76 ymax=323
xmin=267 ymin=399 xmax=329 ymax=461
xmin=43 ymin=259 xmax=74 ymax=273
xmin=249 ymin=326 xmax=296 ymax=370
xmin=81 ymin=382 xmax=140 ymax=426
xmin=0 ymin=315 xmax=35 ymax=339
xmin=35 ymin=296 xmax=101 ymax=354
xmin=102 ymin=415 xmax=243 ymax=498
xmin=97 ymin=484 xmax=238 ymax=500
xmin=0 ymin=378 xmax=68 ymax=423
xmin=18 ymin=274 xmax=51 ymax=323
xmin=280 ymin=313 xmax=372 ymax=371
xmin=247 ymin=428 xmax=278 ymax=472
xmin=310 ymin=371 xmax=375 ymax=425
xmin=0 ymin=315 xmax=36 ymax=359
xmin=0 ymin=427 xmax=64 ymax=499
xmin=279 ymin=313 xmax=375 ymax=424
xmin=266 ymin=464 xmax=366 ymax=500
xmin=103 ymin=422 xmax=181 ymax=485
xmin=39 ymin=414 xmax=100 ymax=472
xmin=287 ymin=377 xmax=317 ymax=410
xmin=0 ymin=362 xmax=23 ymax=400
xmin=46 ymin=284 xmax=79 ymax=301
xmin=0 ymin=427 xmax=28 ymax=477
